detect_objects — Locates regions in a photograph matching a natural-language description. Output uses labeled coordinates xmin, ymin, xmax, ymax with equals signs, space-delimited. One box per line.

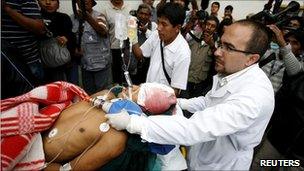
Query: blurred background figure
xmin=38 ymin=0 xmax=76 ymax=83
xmin=180 ymin=15 xmax=219 ymax=102
xmin=217 ymin=18 xmax=233 ymax=38
xmin=101 ymin=0 xmax=131 ymax=85
xmin=131 ymin=3 xmax=157 ymax=85
xmin=142 ymin=0 xmax=157 ymax=22
xmin=71 ymin=0 xmax=111 ymax=95
xmin=260 ymin=25 xmax=303 ymax=93
xmin=210 ymin=1 xmax=220 ymax=20
xmin=1 ymin=0 xmax=46 ymax=82
xmin=223 ymin=5 xmax=235 ymax=22
xmin=1 ymin=0 xmax=46 ymax=98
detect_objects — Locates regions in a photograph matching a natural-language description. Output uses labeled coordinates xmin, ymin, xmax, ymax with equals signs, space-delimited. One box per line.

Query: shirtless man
xmin=43 ymin=83 xmax=177 ymax=170
xmin=43 ymin=89 xmax=127 ymax=170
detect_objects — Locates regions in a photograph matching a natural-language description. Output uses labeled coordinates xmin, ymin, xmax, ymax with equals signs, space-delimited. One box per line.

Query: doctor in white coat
xmin=106 ymin=20 xmax=275 ymax=170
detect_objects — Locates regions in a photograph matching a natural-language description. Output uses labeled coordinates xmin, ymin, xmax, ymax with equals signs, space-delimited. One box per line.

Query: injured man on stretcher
xmin=42 ymin=82 xmax=178 ymax=170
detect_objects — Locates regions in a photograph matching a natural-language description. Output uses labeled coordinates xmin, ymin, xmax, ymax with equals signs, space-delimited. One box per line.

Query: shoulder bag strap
xmin=259 ymin=52 xmax=276 ymax=68
xmin=160 ymin=41 xmax=171 ymax=84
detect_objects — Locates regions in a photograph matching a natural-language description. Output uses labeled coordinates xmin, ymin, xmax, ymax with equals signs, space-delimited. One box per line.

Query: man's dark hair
xmin=206 ymin=15 xmax=220 ymax=29
xmin=212 ymin=1 xmax=220 ymax=8
xmin=285 ymin=30 xmax=304 ymax=50
xmin=225 ymin=5 xmax=233 ymax=12
xmin=137 ymin=3 xmax=152 ymax=14
xmin=289 ymin=16 xmax=304 ymax=29
xmin=218 ymin=18 xmax=233 ymax=37
xmin=157 ymin=2 xmax=185 ymax=27
xmin=235 ymin=19 xmax=271 ymax=57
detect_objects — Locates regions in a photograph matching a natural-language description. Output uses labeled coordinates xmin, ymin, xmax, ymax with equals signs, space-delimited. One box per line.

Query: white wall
xmin=58 ymin=0 xmax=303 ymax=20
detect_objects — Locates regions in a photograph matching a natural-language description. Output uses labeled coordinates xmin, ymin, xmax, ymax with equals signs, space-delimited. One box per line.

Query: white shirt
xmin=100 ymin=2 xmax=130 ymax=49
xmin=140 ymin=31 xmax=190 ymax=170
xmin=140 ymin=22 xmax=157 ymax=39
xmin=140 ymin=31 xmax=191 ymax=90
xmin=130 ymin=64 xmax=275 ymax=170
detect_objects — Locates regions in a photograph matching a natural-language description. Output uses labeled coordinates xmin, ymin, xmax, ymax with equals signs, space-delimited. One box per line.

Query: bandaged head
xmin=137 ymin=83 xmax=177 ymax=115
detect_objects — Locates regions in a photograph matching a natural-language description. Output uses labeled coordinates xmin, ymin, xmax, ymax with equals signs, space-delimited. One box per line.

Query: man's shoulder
xmin=175 ymin=34 xmax=191 ymax=55
xmin=233 ymin=65 xmax=273 ymax=92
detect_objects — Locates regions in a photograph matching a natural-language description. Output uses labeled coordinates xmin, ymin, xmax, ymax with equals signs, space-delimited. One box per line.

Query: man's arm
xmin=2 ymin=2 xmax=45 ymax=35
xmin=132 ymin=43 xmax=144 ymax=61
xmin=85 ymin=13 xmax=108 ymax=37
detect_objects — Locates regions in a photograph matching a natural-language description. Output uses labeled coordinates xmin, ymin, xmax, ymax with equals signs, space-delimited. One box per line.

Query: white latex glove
xmin=105 ymin=110 xmax=131 ymax=131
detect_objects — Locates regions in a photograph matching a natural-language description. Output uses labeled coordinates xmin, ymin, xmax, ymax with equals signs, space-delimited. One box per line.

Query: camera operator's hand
xmin=267 ymin=24 xmax=287 ymax=47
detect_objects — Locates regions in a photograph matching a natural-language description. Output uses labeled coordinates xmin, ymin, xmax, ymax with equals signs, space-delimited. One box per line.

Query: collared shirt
xmin=100 ymin=2 xmax=130 ymax=49
xmin=140 ymin=31 xmax=191 ymax=90
xmin=187 ymin=32 xmax=213 ymax=84
xmin=131 ymin=64 xmax=274 ymax=170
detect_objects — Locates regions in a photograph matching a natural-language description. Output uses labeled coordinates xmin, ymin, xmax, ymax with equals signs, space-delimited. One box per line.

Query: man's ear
xmin=245 ymin=54 xmax=260 ymax=66
xmin=175 ymin=24 xmax=182 ymax=33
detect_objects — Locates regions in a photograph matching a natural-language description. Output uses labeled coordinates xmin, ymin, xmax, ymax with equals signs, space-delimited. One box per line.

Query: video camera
xmin=250 ymin=1 xmax=300 ymax=29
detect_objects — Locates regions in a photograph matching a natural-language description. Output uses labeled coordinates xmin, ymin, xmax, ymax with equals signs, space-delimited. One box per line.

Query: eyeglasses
xmin=216 ymin=42 xmax=256 ymax=55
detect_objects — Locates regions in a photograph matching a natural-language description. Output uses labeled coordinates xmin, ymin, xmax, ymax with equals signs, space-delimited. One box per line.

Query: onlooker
xmin=1 ymin=0 xmax=45 ymax=82
xmin=71 ymin=0 xmax=111 ymax=95
xmin=1 ymin=40 xmax=35 ymax=99
xmin=223 ymin=5 xmax=234 ymax=21
xmin=288 ymin=16 xmax=303 ymax=30
xmin=210 ymin=1 xmax=220 ymax=19
xmin=282 ymin=16 xmax=303 ymax=35
xmin=131 ymin=3 xmax=191 ymax=170
xmin=260 ymin=25 xmax=303 ymax=93
xmin=38 ymin=0 xmax=76 ymax=83
xmin=132 ymin=2 xmax=191 ymax=96
xmin=101 ymin=0 xmax=131 ymax=85
xmin=181 ymin=15 xmax=219 ymax=99
xmin=142 ymin=0 xmax=157 ymax=22
xmin=131 ymin=3 xmax=157 ymax=84
xmin=218 ymin=18 xmax=233 ymax=37
xmin=285 ymin=30 xmax=304 ymax=60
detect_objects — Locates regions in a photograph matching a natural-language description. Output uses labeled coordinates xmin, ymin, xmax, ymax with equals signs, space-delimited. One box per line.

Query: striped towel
xmin=1 ymin=81 xmax=89 ymax=170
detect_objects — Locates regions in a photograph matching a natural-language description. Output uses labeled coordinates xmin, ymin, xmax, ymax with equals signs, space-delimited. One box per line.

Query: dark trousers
xmin=82 ymin=67 xmax=111 ymax=95
xmin=44 ymin=65 xmax=67 ymax=83
xmin=111 ymin=49 xmax=123 ymax=85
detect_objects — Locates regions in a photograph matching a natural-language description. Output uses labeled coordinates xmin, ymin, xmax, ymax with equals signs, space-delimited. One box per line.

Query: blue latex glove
xmin=108 ymin=99 xmax=142 ymax=116
xmin=148 ymin=143 xmax=175 ymax=155
xmin=28 ymin=60 xmax=44 ymax=80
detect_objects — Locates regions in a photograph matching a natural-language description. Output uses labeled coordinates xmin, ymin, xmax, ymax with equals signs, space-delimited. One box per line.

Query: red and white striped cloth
xmin=1 ymin=81 xmax=89 ymax=171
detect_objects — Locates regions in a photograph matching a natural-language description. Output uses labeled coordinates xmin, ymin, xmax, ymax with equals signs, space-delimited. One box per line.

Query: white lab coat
xmin=130 ymin=64 xmax=275 ymax=170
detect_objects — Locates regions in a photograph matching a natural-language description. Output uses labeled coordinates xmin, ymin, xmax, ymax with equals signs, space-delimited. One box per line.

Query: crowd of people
xmin=1 ymin=0 xmax=304 ymax=170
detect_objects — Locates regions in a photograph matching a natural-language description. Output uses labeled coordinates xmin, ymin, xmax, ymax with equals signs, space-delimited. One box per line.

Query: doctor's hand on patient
xmin=105 ymin=99 xmax=142 ymax=131
xmin=106 ymin=110 xmax=131 ymax=131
